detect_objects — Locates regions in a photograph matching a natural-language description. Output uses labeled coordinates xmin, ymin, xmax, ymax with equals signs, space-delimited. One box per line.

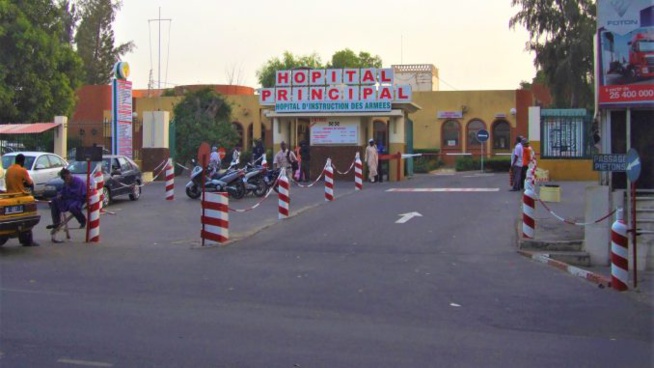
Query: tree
xmin=75 ymin=0 xmax=135 ymax=85
xmin=256 ymin=51 xmax=323 ymax=88
xmin=509 ymin=0 xmax=596 ymax=108
xmin=173 ymin=88 xmax=239 ymax=165
xmin=327 ymin=49 xmax=383 ymax=68
xmin=519 ymin=70 xmax=547 ymax=90
xmin=58 ymin=0 xmax=79 ymax=44
xmin=0 ymin=0 xmax=84 ymax=123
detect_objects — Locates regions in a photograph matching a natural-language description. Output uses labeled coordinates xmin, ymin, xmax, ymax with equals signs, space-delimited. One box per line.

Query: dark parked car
xmin=43 ymin=155 xmax=142 ymax=206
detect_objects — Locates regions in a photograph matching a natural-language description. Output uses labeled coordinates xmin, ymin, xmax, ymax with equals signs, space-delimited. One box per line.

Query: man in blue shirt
xmin=376 ymin=142 xmax=385 ymax=183
xmin=46 ymin=169 xmax=87 ymax=229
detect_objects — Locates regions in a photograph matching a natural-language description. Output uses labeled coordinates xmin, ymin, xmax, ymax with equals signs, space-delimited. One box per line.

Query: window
xmin=232 ymin=122 xmax=244 ymax=148
xmin=492 ymin=120 xmax=511 ymax=149
xmin=248 ymin=123 xmax=266 ymax=146
xmin=35 ymin=155 xmax=50 ymax=169
xmin=442 ymin=120 xmax=460 ymax=148
xmin=118 ymin=157 xmax=131 ymax=171
xmin=467 ymin=120 xmax=485 ymax=146
xmin=541 ymin=109 xmax=592 ymax=158
xmin=47 ymin=155 xmax=66 ymax=168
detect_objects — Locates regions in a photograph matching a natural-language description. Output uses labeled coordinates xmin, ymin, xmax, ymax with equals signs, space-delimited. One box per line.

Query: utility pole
xmin=148 ymin=7 xmax=171 ymax=90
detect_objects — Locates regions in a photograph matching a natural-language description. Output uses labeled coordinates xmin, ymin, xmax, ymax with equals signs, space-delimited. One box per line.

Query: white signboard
xmin=310 ymin=118 xmax=359 ymax=145
xmin=437 ymin=111 xmax=463 ymax=119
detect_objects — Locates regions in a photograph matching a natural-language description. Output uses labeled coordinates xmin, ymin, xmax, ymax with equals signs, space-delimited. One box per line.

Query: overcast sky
xmin=113 ymin=0 xmax=537 ymax=91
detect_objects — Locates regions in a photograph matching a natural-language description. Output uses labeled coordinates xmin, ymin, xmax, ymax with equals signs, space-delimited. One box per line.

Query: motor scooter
xmin=185 ymin=160 xmax=246 ymax=199
xmin=242 ymin=163 xmax=268 ymax=197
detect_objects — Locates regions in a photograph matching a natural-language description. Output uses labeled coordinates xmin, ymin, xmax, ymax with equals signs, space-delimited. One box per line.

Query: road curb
xmin=517 ymin=250 xmax=612 ymax=289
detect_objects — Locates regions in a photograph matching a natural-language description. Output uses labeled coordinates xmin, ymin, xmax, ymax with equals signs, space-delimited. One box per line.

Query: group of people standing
xmin=510 ymin=136 xmax=533 ymax=191
xmin=273 ymin=141 xmax=310 ymax=182
xmin=272 ymin=138 xmax=384 ymax=184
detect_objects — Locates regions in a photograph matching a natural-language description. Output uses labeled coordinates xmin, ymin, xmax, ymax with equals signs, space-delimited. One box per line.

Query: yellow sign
xmin=114 ymin=62 xmax=130 ymax=80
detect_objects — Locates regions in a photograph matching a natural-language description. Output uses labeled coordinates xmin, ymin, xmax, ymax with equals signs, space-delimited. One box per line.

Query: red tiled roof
xmin=0 ymin=123 xmax=60 ymax=135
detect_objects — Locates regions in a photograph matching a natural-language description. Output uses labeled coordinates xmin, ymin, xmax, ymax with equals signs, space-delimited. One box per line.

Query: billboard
xmin=111 ymin=62 xmax=133 ymax=158
xmin=597 ymin=0 xmax=654 ymax=108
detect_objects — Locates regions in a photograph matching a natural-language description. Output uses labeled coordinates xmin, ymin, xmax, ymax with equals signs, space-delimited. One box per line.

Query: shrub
xmin=455 ymin=156 xmax=478 ymax=171
xmin=412 ymin=149 xmax=442 ymax=173
xmin=484 ymin=157 xmax=511 ymax=172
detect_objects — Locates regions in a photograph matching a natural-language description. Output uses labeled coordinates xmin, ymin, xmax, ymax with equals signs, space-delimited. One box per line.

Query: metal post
xmin=481 ymin=141 xmax=484 ymax=173
xmin=85 ymin=159 xmax=91 ymax=242
xmin=632 ymin=182 xmax=638 ymax=288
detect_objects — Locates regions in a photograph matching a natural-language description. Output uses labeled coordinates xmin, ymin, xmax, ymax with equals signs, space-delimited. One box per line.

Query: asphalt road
xmin=1 ymin=173 xmax=652 ymax=367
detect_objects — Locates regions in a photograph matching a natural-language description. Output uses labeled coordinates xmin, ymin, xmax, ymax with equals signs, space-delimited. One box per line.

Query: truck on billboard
xmin=606 ymin=32 xmax=654 ymax=81
xmin=597 ymin=0 xmax=654 ymax=107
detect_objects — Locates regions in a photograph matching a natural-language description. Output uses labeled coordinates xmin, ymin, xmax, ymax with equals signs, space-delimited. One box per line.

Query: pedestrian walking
xmin=274 ymin=141 xmax=298 ymax=178
xmin=364 ymin=139 xmax=378 ymax=183
xmin=299 ymin=140 xmax=311 ymax=182
xmin=510 ymin=136 xmax=523 ymax=191
xmin=252 ymin=139 xmax=265 ymax=164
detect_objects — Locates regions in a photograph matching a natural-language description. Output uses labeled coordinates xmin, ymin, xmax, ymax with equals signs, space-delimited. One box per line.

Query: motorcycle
xmin=185 ymin=160 xmax=246 ymax=200
xmin=242 ymin=163 xmax=268 ymax=197
xmin=262 ymin=167 xmax=283 ymax=193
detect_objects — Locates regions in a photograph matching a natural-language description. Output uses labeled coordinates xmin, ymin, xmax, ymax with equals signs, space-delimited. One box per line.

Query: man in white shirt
xmin=209 ymin=146 xmax=221 ymax=176
xmin=510 ymin=136 xmax=523 ymax=191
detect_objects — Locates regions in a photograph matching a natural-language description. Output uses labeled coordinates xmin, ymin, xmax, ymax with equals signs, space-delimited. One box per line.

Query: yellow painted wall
xmin=131 ymin=88 xmax=597 ymax=182
xmin=135 ymin=95 xmax=269 ymax=149
xmin=411 ymin=90 xmax=518 ymax=151
xmin=530 ymin=141 xmax=599 ymax=181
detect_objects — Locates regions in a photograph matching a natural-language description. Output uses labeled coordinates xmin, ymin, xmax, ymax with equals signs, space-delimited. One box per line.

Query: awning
xmin=0 ymin=122 xmax=60 ymax=135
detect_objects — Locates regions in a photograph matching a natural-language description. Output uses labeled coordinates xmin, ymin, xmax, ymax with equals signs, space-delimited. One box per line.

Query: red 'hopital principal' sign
xmin=258 ymin=68 xmax=412 ymax=113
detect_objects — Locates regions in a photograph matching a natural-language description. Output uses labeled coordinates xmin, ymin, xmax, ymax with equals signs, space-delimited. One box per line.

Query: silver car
xmin=1 ymin=151 xmax=68 ymax=196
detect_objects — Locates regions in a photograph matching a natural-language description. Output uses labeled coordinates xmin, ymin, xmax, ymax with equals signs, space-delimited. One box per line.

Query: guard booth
xmin=259 ymin=67 xmax=420 ymax=182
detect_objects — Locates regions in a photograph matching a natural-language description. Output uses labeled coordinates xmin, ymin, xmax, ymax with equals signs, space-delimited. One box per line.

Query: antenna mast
xmin=148 ymin=7 xmax=171 ymax=90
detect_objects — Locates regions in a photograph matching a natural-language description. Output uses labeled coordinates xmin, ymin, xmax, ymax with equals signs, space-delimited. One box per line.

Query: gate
xmin=405 ymin=118 xmax=414 ymax=176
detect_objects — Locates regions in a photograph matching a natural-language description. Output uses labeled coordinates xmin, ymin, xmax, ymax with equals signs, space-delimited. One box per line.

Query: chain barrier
xmin=330 ymin=158 xmax=356 ymax=175
xmin=288 ymin=160 xmax=330 ymax=188
xmin=524 ymin=158 xmax=616 ymax=227
xmin=228 ymin=174 xmax=281 ymax=213
xmin=536 ymin=197 xmax=617 ymax=226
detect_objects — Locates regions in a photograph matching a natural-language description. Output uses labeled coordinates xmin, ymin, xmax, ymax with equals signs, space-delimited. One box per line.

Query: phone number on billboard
xmin=608 ymin=88 xmax=654 ymax=99
xmin=600 ymin=85 xmax=654 ymax=104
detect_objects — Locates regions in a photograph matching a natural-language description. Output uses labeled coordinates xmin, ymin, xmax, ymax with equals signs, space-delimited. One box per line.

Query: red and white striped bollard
xmin=354 ymin=152 xmax=363 ymax=191
xmin=93 ymin=164 xmax=104 ymax=211
xmin=87 ymin=189 xmax=100 ymax=243
xmin=611 ymin=208 xmax=629 ymax=291
xmin=165 ymin=159 xmax=174 ymax=200
xmin=522 ymin=188 xmax=536 ymax=239
xmin=278 ymin=168 xmax=290 ymax=219
xmin=201 ymin=192 xmax=229 ymax=244
xmin=325 ymin=159 xmax=334 ymax=201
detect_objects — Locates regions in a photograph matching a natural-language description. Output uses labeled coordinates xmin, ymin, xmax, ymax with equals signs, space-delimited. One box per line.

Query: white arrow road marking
xmin=396 ymin=212 xmax=422 ymax=224
xmin=387 ymin=188 xmax=499 ymax=192
xmin=57 ymin=358 xmax=113 ymax=367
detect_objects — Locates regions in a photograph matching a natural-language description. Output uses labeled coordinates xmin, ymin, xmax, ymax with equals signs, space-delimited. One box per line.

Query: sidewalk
xmin=516 ymin=181 xmax=654 ymax=306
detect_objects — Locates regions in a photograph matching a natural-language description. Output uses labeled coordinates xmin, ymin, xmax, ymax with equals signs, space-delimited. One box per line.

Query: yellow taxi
xmin=0 ymin=192 xmax=40 ymax=246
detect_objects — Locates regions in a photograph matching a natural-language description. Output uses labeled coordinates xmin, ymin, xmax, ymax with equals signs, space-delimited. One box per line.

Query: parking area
xmin=23 ymin=177 xmax=360 ymax=249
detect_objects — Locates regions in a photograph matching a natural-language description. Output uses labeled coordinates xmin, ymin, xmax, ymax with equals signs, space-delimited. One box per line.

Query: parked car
xmin=0 ymin=192 xmax=40 ymax=246
xmin=1 ymin=152 xmax=68 ymax=196
xmin=66 ymin=146 xmax=111 ymax=161
xmin=42 ymin=155 xmax=142 ymax=206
